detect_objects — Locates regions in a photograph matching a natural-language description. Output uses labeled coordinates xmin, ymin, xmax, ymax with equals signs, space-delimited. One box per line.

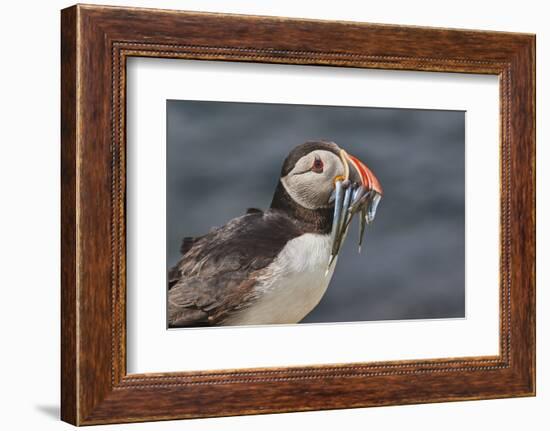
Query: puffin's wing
xmin=167 ymin=235 xmax=204 ymax=290
xmin=168 ymin=273 xmax=258 ymax=326
xmin=167 ymin=210 xmax=303 ymax=327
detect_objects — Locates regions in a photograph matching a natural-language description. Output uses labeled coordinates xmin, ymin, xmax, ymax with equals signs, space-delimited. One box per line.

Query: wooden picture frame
xmin=61 ymin=4 xmax=535 ymax=425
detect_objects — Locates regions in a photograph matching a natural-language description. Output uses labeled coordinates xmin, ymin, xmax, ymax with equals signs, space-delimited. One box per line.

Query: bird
xmin=168 ymin=141 xmax=383 ymax=327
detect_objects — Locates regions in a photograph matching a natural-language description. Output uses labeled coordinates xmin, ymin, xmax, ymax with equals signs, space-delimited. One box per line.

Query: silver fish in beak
xmin=327 ymin=149 xmax=383 ymax=272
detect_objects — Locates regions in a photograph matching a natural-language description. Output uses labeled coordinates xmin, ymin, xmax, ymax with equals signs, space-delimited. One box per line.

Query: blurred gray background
xmin=167 ymin=100 xmax=465 ymax=323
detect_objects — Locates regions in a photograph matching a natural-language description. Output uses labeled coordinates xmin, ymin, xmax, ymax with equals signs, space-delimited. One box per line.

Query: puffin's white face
xmin=281 ymin=150 xmax=345 ymax=210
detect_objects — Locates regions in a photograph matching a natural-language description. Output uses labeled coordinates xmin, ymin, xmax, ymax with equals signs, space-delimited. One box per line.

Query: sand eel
xmin=168 ymin=141 xmax=383 ymax=327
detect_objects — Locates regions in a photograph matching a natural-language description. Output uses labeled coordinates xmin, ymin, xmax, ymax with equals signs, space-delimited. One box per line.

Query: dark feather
xmin=168 ymin=236 xmax=205 ymax=290
xmin=180 ymin=236 xmax=199 ymax=255
xmin=168 ymin=209 xmax=306 ymax=327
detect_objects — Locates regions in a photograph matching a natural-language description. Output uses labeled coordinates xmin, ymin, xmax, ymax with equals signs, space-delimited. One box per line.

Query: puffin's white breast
xmin=225 ymin=233 xmax=336 ymax=326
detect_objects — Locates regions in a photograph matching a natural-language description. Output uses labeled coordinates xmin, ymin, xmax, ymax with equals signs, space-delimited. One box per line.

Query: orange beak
xmin=343 ymin=151 xmax=383 ymax=196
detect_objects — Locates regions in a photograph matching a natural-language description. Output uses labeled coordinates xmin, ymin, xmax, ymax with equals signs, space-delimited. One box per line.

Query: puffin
xmin=168 ymin=141 xmax=382 ymax=327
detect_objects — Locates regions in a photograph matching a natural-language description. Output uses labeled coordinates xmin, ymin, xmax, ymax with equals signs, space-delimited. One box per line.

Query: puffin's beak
xmin=327 ymin=149 xmax=383 ymax=272
xmin=344 ymin=151 xmax=383 ymax=197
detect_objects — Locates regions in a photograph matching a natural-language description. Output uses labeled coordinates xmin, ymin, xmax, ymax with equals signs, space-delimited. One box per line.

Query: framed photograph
xmin=61 ymin=4 xmax=535 ymax=425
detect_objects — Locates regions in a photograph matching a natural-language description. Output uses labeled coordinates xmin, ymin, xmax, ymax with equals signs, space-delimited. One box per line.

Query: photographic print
xmin=166 ymin=101 xmax=465 ymax=328
xmin=61 ymin=7 xmax=535 ymax=423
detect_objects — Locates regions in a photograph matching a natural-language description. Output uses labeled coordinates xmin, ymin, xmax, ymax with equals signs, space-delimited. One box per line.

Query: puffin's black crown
xmin=279 ymin=141 xmax=340 ymax=177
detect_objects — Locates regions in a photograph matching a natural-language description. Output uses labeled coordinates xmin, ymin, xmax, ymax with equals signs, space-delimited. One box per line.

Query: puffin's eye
xmin=312 ymin=156 xmax=324 ymax=173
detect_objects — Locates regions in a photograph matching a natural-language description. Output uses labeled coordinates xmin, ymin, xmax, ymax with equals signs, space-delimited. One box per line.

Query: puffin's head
xmin=279 ymin=141 xmax=382 ymax=211
xmin=278 ymin=141 xmax=383 ymax=263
